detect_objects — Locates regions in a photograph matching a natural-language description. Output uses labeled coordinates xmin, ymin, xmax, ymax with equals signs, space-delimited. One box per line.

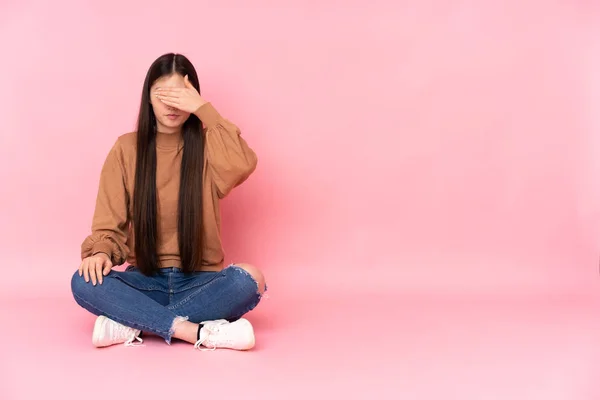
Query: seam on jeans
xmin=170 ymin=272 xmax=221 ymax=294
xmin=112 ymin=273 xmax=164 ymax=292
xmin=167 ymin=272 xmax=228 ymax=310
xmin=168 ymin=272 xmax=172 ymax=303
xmin=73 ymin=292 xmax=170 ymax=337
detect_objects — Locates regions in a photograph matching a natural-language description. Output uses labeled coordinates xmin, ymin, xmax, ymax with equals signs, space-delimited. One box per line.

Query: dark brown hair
xmin=133 ymin=53 xmax=204 ymax=276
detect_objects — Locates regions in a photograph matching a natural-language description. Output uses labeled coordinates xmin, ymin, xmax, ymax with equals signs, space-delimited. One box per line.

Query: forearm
xmin=194 ymin=102 xmax=258 ymax=197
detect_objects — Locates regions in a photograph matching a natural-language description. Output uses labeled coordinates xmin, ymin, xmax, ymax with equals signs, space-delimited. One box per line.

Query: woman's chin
xmin=161 ymin=120 xmax=183 ymax=129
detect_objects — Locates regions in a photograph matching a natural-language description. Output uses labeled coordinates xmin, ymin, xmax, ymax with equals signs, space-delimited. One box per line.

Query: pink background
xmin=2 ymin=1 xmax=600 ymax=399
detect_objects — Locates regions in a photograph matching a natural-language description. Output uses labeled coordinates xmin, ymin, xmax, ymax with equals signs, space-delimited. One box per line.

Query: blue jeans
xmin=71 ymin=264 xmax=265 ymax=343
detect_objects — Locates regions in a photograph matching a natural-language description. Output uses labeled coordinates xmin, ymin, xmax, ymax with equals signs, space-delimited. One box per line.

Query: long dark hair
xmin=133 ymin=53 xmax=204 ymax=276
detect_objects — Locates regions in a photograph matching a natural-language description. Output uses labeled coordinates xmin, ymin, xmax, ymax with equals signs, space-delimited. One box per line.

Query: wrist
xmin=193 ymin=101 xmax=209 ymax=117
xmin=92 ymin=251 xmax=110 ymax=260
xmin=193 ymin=102 xmax=220 ymax=127
xmin=91 ymin=242 xmax=113 ymax=260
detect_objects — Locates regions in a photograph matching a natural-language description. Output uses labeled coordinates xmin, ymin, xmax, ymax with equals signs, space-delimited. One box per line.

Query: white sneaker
xmin=194 ymin=318 xmax=255 ymax=351
xmin=92 ymin=316 xmax=143 ymax=348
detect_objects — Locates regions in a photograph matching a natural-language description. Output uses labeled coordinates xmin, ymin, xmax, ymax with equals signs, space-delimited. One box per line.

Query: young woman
xmin=70 ymin=53 xmax=266 ymax=350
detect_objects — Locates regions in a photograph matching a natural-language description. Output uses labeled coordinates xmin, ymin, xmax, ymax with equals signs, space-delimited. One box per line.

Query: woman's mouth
xmin=166 ymin=114 xmax=180 ymax=120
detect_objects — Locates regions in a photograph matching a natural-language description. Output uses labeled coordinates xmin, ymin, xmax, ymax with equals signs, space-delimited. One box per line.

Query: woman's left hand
xmin=155 ymin=75 xmax=207 ymax=113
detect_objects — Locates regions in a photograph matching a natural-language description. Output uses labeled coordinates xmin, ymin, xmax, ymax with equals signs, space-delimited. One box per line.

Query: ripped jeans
xmin=70 ymin=264 xmax=265 ymax=343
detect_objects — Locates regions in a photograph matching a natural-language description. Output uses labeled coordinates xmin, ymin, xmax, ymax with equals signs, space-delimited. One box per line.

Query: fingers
xmin=155 ymin=91 xmax=180 ymax=97
xmin=158 ymin=99 xmax=180 ymax=108
xmin=90 ymin=258 xmax=100 ymax=286
xmin=82 ymin=259 xmax=90 ymax=283
xmin=89 ymin=258 xmax=101 ymax=285
xmin=98 ymin=261 xmax=105 ymax=285
xmin=156 ymin=93 xmax=180 ymax=101
xmin=155 ymin=87 xmax=183 ymax=94
xmin=102 ymin=259 xmax=113 ymax=281
xmin=79 ymin=256 xmax=113 ymax=286
xmin=155 ymin=91 xmax=181 ymax=108
xmin=96 ymin=258 xmax=106 ymax=285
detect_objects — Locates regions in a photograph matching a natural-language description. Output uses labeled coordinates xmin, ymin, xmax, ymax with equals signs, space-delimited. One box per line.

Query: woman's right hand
xmin=79 ymin=253 xmax=113 ymax=286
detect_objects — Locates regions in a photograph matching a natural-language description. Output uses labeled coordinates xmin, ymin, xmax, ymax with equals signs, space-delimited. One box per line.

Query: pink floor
xmin=2 ymin=287 xmax=599 ymax=399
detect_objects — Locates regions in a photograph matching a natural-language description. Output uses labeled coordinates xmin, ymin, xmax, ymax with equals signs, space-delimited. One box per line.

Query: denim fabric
xmin=71 ymin=264 xmax=264 ymax=343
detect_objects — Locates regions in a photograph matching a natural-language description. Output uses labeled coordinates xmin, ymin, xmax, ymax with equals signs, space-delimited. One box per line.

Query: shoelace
xmin=124 ymin=334 xmax=144 ymax=347
xmin=193 ymin=320 xmax=228 ymax=351
xmin=111 ymin=322 xmax=144 ymax=347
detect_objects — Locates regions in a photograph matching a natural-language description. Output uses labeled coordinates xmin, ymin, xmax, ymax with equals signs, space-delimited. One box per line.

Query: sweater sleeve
xmin=196 ymin=103 xmax=258 ymax=198
xmin=80 ymin=140 xmax=130 ymax=265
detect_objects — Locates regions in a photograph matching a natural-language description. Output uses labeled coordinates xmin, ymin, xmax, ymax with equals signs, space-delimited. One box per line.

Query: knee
xmin=232 ymin=263 xmax=266 ymax=294
xmin=71 ymin=270 xmax=87 ymax=297
xmin=70 ymin=270 xmax=96 ymax=299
